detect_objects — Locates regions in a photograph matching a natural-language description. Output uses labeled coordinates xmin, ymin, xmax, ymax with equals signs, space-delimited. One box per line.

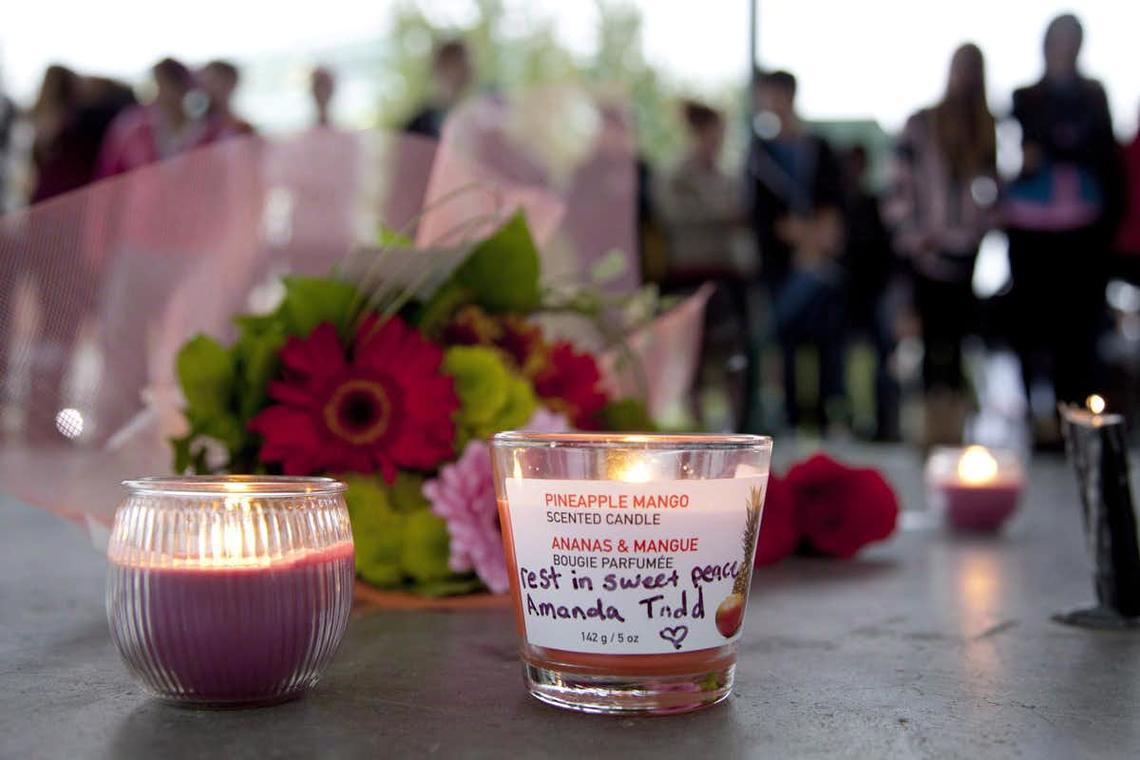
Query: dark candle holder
xmin=1055 ymin=404 xmax=1140 ymax=630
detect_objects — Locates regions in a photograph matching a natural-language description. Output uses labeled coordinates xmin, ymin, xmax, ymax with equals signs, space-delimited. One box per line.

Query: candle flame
xmin=611 ymin=436 xmax=654 ymax=481
xmin=958 ymin=446 xmax=998 ymax=486
xmin=1086 ymin=394 xmax=1106 ymax=415
xmin=617 ymin=460 xmax=652 ymax=483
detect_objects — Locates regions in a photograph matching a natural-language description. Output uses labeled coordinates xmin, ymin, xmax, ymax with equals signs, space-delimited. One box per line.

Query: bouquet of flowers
xmin=170 ymin=213 xmax=655 ymax=596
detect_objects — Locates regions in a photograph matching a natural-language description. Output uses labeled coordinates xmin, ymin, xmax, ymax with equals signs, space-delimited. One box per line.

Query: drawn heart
xmin=659 ymin=625 xmax=689 ymax=650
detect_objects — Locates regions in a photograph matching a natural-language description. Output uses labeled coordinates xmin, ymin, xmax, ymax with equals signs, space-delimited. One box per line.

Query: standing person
xmin=563 ymin=102 xmax=640 ymax=296
xmin=1006 ymin=14 xmax=1122 ymax=417
xmin=0 ymin=70 xmax=135 ymax=440
xmin=262 ymin=65 xmax=358 ymax=276
xmin=28 ymin=65 xmax=84 ymax=202
xmin=91 ymin=59 xmax=243 ymax=440
xmin=655 ymin=102 xmax=746 ymax=281
xmin=0 ymin=83 xmax=15 ymax=212
xmin=20 ymin=65 xmax=90 ymax=438
xmin=842 ymin=145 xmax=901 ymax=441
xmin=404 ymin=39 xmax=473 ymax=140
xmin=73 ymin=77 xmax=138 ymax=168
xmin=310 ymin=66 xmax=336 ymax=128
xmin=95 ymin=58 xmax=215 ymax=178
xmin=29 ymin=70 xmax=136 ymax=202
xmin=0 ymin=86 xmax=14 ymax=429
xmin=199 ymin=60 xmax=255 ymax=137
xmin=884 ymin=43 xmax=997 ymax=446
xmin=655 ymin=101 xmax=753 ymax=429
xmin=746 ymin=69 xmax=846 ymax=431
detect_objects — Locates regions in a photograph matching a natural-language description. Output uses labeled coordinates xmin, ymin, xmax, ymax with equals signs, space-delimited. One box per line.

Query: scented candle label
xmin=503 ymin=476 xmax=767 ymax=655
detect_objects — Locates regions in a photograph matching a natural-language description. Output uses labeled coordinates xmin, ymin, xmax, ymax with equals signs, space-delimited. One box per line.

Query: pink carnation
xmin=523 ymin=407 xmax=572 ymax=434
xmin=422 ymin=408 xmax=572 ymax=594
xmin=422 ymin=440 xmax=507 ymax=593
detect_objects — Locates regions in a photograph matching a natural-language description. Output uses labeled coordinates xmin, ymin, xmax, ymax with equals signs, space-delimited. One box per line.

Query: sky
xmin=2 ymin=0 xmax=1138 ymax=136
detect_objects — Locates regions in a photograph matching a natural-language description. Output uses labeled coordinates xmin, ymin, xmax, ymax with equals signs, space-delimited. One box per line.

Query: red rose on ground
xmin=786 ymin=453 xmax=898 ymax=559
xmin=249 ymin=316 xmax=458 ymax=481
xmin=753 ymin=473 xmax=799 ymax=567
xmin=533 ymin=341 xmax=608 ymax=429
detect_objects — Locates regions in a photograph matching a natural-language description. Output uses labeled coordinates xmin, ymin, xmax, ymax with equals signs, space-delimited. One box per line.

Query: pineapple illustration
xmin=715 ymin=485 xmax=763 ymax=638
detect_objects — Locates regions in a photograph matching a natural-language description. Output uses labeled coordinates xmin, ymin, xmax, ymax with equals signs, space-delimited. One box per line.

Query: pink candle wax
xmin=941 ymin=482 xmax=1022 ymax=531
xmin=929 ymin=446 xmax=1023 ymax=533
xmin=107 ymin=542 xmax=354 ymax=706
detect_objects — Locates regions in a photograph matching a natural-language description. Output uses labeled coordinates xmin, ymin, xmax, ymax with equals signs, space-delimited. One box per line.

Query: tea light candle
xmin=106 ymin=477 xmax=355 ymax=707
xmin=491 ymin=433 xmax=772 ymax=715
xmin=926 ymin=446 xmax=1024 ymax=532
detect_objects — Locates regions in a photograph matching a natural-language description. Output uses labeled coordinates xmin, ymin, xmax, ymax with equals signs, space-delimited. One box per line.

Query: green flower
xmin=343 ymin=475 xmax=404 ymax=588
xmin=444 ymin=346 xmax=510 ymax=426
xmin=389 ymin=471 xmax=430 ymax=514
xmin=400 ymin=510 xmax=453 ymax=583
xmin=343 ymin=473 xmax=459 ymax=592
xmin=473 ymin=374 xmax=536 ymax=439
xmin=443 ymin=345 xmax=537 ymax=442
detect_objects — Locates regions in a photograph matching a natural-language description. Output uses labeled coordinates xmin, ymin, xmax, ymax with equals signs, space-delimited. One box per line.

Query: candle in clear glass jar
xmin=926 ymin=446 xmax=1024 ymax=531
xmin=106 ymin=477 xmax=355 ymax=707
xmin=491 ymin=433 xmax=773 ymax=715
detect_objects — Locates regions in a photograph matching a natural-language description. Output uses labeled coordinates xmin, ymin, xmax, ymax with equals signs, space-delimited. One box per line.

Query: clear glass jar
xmin=491 ymin=433 xmax=773 ymax=714
xmin=925 ymin=446 xmax=1024 ymax=532
xmin=106 ymin=476 xmax=354 ymax=707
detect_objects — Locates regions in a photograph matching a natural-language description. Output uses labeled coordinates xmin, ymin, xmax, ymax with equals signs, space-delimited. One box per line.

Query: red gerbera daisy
xmin=533 ymin=341 xmax=608 ymax=429
xmin=249 ymin=316 xmax=458 ymax=482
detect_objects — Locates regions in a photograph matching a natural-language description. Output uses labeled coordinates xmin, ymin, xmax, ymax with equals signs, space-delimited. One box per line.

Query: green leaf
xmin=451 ymin=213 xmax=540 ymax=313
xmin=343 ymin=476 xmax=406 ymax=588
xmin=177 ymin=335 xmax=234 ymax=416
xmin=280 ymin=276 xmax=360 ymax=339
xmin=170 ymin=434 xmax=222 ymax=475
xmin=191 ymin=414 xmax=246 ymax=450
xmin=234 ymin=325 xmax=286 ymax=421
xmin=413 ymin=280 xmax=474 ymax=335
xmin=233 ymin=312 xmax=281 ymax=336
xmin=599 ymin=398 xmax=657 ymax=432
xmin=400 ymin=510 xmax=453 ymax=583
xmin=171 ymin=435 xmax=194 ymax=474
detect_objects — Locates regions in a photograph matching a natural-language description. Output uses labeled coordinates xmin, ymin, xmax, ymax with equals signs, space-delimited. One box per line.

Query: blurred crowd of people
xmin=2 ymin=12 xmax=1140 ymax=447
xmin=651 ymin=13 xmax=1140 ymax=446
xmin=0 ymin=57 xmax=331 ymax=209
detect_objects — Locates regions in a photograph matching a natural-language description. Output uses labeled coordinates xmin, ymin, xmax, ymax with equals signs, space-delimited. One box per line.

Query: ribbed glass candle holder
xmin=106 ymin=476 xmax=355 ymax=708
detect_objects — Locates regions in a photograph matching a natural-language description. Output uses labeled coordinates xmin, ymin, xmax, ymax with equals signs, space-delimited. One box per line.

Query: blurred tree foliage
xmin=377 ymin=1 xmax=743 ymax=169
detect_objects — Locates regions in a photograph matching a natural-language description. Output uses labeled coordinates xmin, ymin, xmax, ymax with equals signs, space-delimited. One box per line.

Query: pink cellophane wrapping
xmin=599 ymin=283 xmax=713 ymax=421
xmin=0 ymin=91 xmax=671 ymax=537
